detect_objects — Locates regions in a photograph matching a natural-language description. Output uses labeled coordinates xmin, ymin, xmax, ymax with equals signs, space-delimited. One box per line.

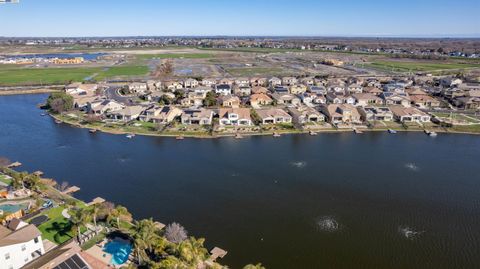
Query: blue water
xmin=103 ymin=239 xmax=132 ymax=265
xmin=0 ymin=203 xmax=26 ymax=213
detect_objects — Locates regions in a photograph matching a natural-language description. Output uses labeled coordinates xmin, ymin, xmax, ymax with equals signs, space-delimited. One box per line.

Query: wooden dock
xmin=62 ymin=186 xmax=80 ymax=195
xmin=154 ymin=221 xmax=166 ymax=230
xmin=7 ymin=161 xmax=22 ymax=168
xmin=209 ymin=247 xmax=228 ymax=261
xmin=87 ymin=197 xmax=105 ymax=206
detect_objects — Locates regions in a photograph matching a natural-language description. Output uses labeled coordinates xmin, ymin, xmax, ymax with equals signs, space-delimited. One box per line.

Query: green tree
xmin=203 ymin=91 xmax=217 ymax=107
xmin=176 ymin=237 xmax=208 ymax=266
xmin=243 ymin=263 xmax=266 ymax=269
xmin=129 ymin=218 xmax=159 ymax=265
xmin=46 ymin=92 xmax=74 ymax=113
xmin=108 ymin=205 xmax=132 ymax=229
xmin=70 ymin=207 xmax=92 ymax=243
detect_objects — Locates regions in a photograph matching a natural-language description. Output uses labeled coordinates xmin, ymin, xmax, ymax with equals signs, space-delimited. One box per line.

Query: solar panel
xmin=53 ymin=254 xmax=89 ymax=269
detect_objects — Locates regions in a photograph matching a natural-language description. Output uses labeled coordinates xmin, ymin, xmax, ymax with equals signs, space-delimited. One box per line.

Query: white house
xmin=218 ymin=108 xmax=252 ymax=126
xmin=0 ymin=219 xmax=45 ymax=269
xmin=128 ymin=82 xmax=148 ymax=94
xmin=88 ymin=99 xmax=125 ymax=115
xmin=215 ymin=84 xmax=232 ymax=95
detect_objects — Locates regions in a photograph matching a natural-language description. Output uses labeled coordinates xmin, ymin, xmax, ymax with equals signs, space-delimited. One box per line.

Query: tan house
xmin=181 ymin=109 xmax=214 ymax=125
xmin=363 ymin=87 xmax=383 ymax=96
xmin=164 ymin=80 xmax=183 ymax=91
xmin=128 ymin=82 xmax=148 ymax=94
xmin=88 ymin=99 xmax=125 ymax=115
xmin=321 ymin=104 xmax=362 ymax=125
xmin=218 ymin=108 xmax=252 ymax=126
xmin=410 ymin=95 xmax=441 ymax=108
xmin=381 ymin=92 xmax=411 ymax=107
xmin=288 ymin=106 xmax=325 ymax=124
xmin=390 ymin=106 xmax=431 ymax=123
xmin=352 ymin=93 xmax=383 ymax=106
xmin=269 ymin=77 xmax=282 ymax=87
xmin=65 ymin=83 xmax=98 ymax=95
xmin=108 ymin=105 xmax=145 ymax=122
xmin=219 ymin=95 xmax=241 ymax=108
xmin=271 ymin=93 xmax=301 ymax=106
xmin=454 ymin=97 xmax=480 ymax=110
xmin=180 ymin=92 xmax=206 ymax=107
xmin=218 ymin=78 xmax=234 ymax=86
xmin=250 ymin=93 xmax=273 ymax=107
xmin=250 ymin=77 xmax=267 ymax=87
xmin=233 ymin=86 xmax=252 ymax=96
xmin=255 ymin=108 xmax=292 ymax=124
xmin=183 ymin=78 xmax=199 ymax=88
xmin=201 ymin=78 xmax=217 ymax=87
xmin=289 ymin=84 xmax=307 ymax=95
xmin=252 ymin=86 xmax=269 ymax=94
xmin=234 ymin=78 xmax=250 ymax=87
xmin=140 ymin=105 xmax=183 ymax=124
xmin=282 ymin=77 xmax=298 ymax=86
xmin=359 ymin=106 xmax=393 ymax=121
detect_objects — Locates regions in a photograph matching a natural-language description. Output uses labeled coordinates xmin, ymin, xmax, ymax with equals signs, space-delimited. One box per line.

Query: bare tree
xmin=165 ymin=222 xmax=188 ymax=243
xmin=152 ymin=60 xmax=174 ymax=78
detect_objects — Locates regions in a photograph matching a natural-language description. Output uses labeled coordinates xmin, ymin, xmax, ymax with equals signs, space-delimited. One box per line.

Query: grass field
xmin=0 ymin=174 xmax=12 ymax=185
xmin=36 ymin=206 xmax=74 ymax=244
xmin=366 ymin=61 xmax=480 ymax=72
xmin=0 ymin=65 xmax=150 ymax=85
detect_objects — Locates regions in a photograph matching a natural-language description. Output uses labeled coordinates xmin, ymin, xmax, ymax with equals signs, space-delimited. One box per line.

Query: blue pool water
xmin=103 ymin=238 xmax=132 ymax=265
xmin=0 ymin=203 xmax=26 ymax=213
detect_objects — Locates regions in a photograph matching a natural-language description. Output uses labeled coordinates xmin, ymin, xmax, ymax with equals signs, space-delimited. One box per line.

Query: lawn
xmin=35 ymin=206 xmax=75 ymax=244
xmin=136 ymin=53 xmax=213 ymax=60
xmin=0 ymin=174 xmax=12 ymax=185
xmin=0 ymin=67 xmax=103 ymax=86
xmin=366 ymin=61 xmax=480 ymax=72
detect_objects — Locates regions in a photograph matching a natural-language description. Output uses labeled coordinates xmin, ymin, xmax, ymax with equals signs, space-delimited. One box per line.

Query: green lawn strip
xmin=81 ymin=231 xmax=106 ymax=251
xmin=0 ymin=174 xmax=12 ymax=185
xmin=449 ymin=124 xmax=480 ymax=133
xmin=36 ymin=206 xmax=74 ymax=244
xmin=0 ymin=67 xmax=103 ymax=86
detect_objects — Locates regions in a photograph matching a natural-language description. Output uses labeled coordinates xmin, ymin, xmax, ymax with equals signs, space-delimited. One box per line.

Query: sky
xmin=0 ymin=0 xmax=479 ymax=37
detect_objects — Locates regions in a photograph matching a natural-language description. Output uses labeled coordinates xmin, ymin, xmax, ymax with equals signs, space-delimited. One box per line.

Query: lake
xmin=1 ymin=94 xmax=479 ymax=269
xmin=1 ymin=53 xmax=106 ymax=61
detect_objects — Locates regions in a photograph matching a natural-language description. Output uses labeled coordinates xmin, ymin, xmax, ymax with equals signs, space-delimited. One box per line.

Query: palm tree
xmin=177 ymin=237 xmax=208 ymax=266
xmin=109 ymin=205 xmax=132 ymax=229
xmin=128 ymin=218 xmax=159 ymax=265
xmin=243 ymin=264 xmax=266 ymax=269
xmin=70 ymin=208 xmax=91 ymax=243
xmin=12 ymin=171 xmax=28 ymax=189
xmin=89 ymin=204 xmax=100 ymax=235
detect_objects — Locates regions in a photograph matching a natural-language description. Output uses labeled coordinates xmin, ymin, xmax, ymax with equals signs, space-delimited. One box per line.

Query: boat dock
xmin=209 ymin=247 xmax=228 ymax=261
xmin=62 ymin=186 xmax=80 ymax=195
xmin=7 ymin=161 xmax=22 ymax=168
xmin=87 ymin=197 xmax=105 ymax=206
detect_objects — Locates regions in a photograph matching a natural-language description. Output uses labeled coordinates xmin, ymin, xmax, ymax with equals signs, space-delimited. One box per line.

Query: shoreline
xmin=50 ymin=113 xmax=480 ymax=138
xmin=0 ymin=88 xmax=61 ymax=96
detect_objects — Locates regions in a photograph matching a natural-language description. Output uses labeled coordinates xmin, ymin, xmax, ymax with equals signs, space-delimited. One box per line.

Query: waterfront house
xmin=72 ymin=95 xmax=102 ymax=110
xmin=381 ymin=92 xmax=411 ymax=107
xmin=269 ymin=77 xmax=282 ymax=87
xmin=288 ymin=106 xmax=325 ymax=124
xmin=321 ymin=104 xmax=362 ymax=125
xmin=352 ymin=93 xmax=383 ymax=106
xmin=389 ymin=106 xmax=431 ymax=123
xmin=218 ymin=108 xmax=252 ymax=126
xmin=410 ymin=95 xmax=441 ymax=108
xmin=0 ymin=219 xmax=45 ymax=269
xmin=271 ymin=93 xmax=301 ymax=106
xmin=255 ymin=108 xmax=292 ymax=124
xmin=215 ymin=84 xmax=232 ymax=95
xmin=181 ymin=109 xmax=214 ymax=125
xmin=233 ymin=86 xmax=252 ymax=96
xmin=251 ymin=86 xmax=269 ymax=94
xmin=65 ymin=83 xmax=98 ymax=96
xmin=453 ymin=97 xmax=480 ymax=110
xmin=201 ymin=78 xmax=217 ymax=87
xmin=140 ymin=105 xmax=183 ymax=124
xmin=88 ymin=99 xmax=124 ymax=115
xmin=108 ymin=105 xmax=145 ymax=122
xmin=128 ymin=82 xmax=148 ymax=94
xmin=289 ymin=84 xmax=307 ymax=95
xmin=250 ymin=93 xmax=273 ymax=107
xmin=282 ymin=77 xmax=298 ymax=86
xmin=182 ymin=78 xmax=199 ymax=88
xmin=219 ymin=95 xmax=241 ymax=108
xmin=359 ymin=106 xmax=394 ymax=122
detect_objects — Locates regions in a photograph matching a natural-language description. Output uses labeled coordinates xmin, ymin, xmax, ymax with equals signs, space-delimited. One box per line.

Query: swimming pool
xmin=0 ymin=203 xmax=27 ymax=213
xmin=103 ymin=238 xmax=132 ymax=265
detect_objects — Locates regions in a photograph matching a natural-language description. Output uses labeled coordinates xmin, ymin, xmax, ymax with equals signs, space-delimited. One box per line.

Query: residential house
xmin=274 ymin=86 xmax=289 ymax=94
xmin=88 ymin=99 xmax=124 ymax=115
xmin=218 ymin=108 xmax=252 ymax=126
xmin=255 ymin=108 xmax=292 ymax=124
xmin=363 ymin=87 xmax=383 ymax=96
xmin=406 ymin=87 xmax=427 ymax=96
xmin=390 ymin=106 xmax=431 ymax=123
xmin=359 ymin=106 xmax=393 ymax=121
xmin=128 ymin=82 xmax=148 ymax=94
xmin=410 ymin=95 xmax=441 ymax=108
xmin=251 ymin=86 xmax=269 ymax=94
xmin=271 ymin=93 xmax=301 ymax=106
xmin=65 ymin=83 xmax=98 ymax=96
xmin=300 ymin=77 xmax=315 ymax=86
xmin=328 ymin=84 xmax=345 ymax=94
xmin=234 ymin=78 xmax=250 ymax=87
xmin=250 ymin=93 xmax=273 ymax=107
xmin=140 ymin=105 xmax=183 ymax=124
xmin=215 ymin=84 xmax=232 ymax=95
xmin=21 ymin=241 xmax=91 ymax=269
xmin=181 ymin=109 xmax=214 ymax=125
xmin=269 ymin=77 xmax=282 ymax=87
xmin=0 ymin=219 xmax=45 ymax=269
xmin=233 ymin=86 xmax=252 ymax=96
xmin=164 ymin=81 xmax=183 ymax=91
xmin=347 ymin=84 xmax=363 ymax=94
xmin=282 ymin=77 xmax=297 ymax=86
xmin=309 ymin=85 xmax=327 ymax=95
xmin=250 ymin=77 xmax=267 ymax=87
xmin=326 ymin=93 xmax=355 ymax=105
xmin=381 ymin=92 xmax=411 ymax=107
xmin=352 ymin=93 xmax=383 ymax=106
xmin=201 ymin=78 xmax=217 ymax=87
xmin=321 ymin=104 xmax=362 ymax=125
xmin=146 ymin=80 xmax=161 ymax=91
xmin=453 ymin=97 xmax=480 ymax=110
xmin=219 ymin=95 xmax=241 ymax=108
xmin=440 ymin=77 xmax=463 ymax=87
xmin=289 ymin=84 xmax=307 ymax=95
xmin=108 ymin=105 xmax=145 ymax=122
xmin=192 ymin=86 xmax=213 ymax=95
xmin=218 ymin=78 xmax=234 ymax=86
xmin=383 ymin=82 xmax=406 ymax=94
xmin=180 ymin=92 xmax=206 ymax=107
xmin=182 ymin=78 xmax=199 ymax=89
xmin=288 ymin=106 xmax=325 ymax=124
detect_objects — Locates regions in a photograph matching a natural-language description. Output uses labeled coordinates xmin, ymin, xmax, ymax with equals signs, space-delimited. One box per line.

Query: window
xmin=24 ymin=257 xmax=29 ymax=262
xmin=34 ymin=237 xmax=39 ymax=243
xmin=22 ymin=244 xmax=26 ymax=251
xmin=5 ymin=252 xmax=11 ymax=259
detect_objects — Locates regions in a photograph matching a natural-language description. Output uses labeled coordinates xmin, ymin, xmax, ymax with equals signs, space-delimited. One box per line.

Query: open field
xmin=95 ymin=65 xmax=149 ymax=80
xmin=225 ymin=67 xmax=285 ymax=76
xmin=0 ymin=67 xmax=103 ymax=85
xmin=366 ymin=60 xmax=480 ymax=72
xmin=135 ymin=53 xmax=213 ymax=60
